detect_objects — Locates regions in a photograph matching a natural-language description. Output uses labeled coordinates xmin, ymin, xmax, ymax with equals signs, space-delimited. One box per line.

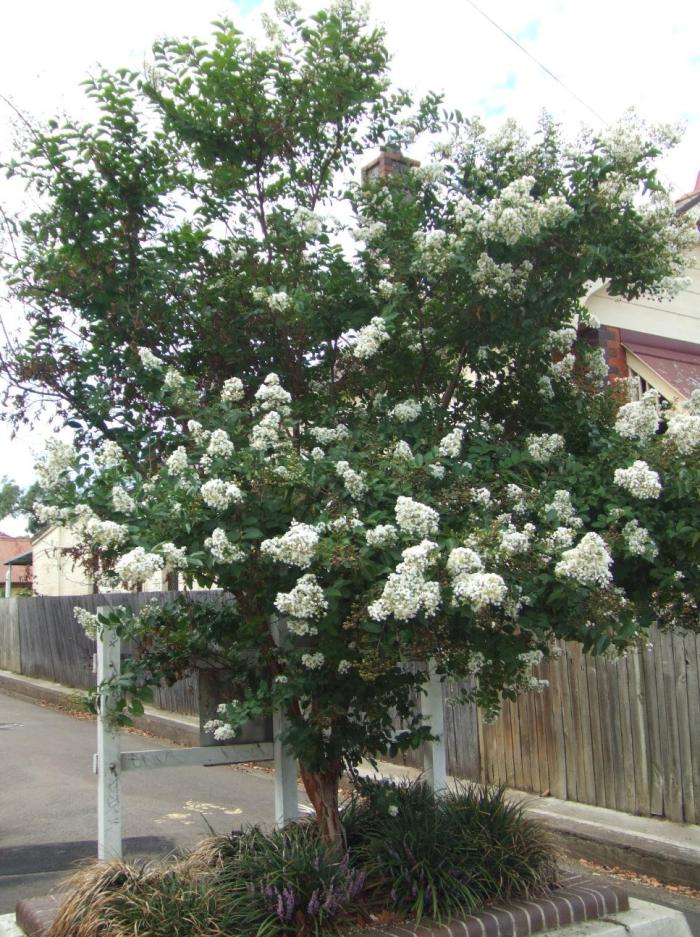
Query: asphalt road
xmin=0 ymin=692 xmax=284 ymax=914
xmin=2 ymin=691 xmax=700 ymax=935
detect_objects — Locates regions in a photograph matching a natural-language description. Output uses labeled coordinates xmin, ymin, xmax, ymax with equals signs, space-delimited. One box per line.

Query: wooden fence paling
xmin=3 ymin=595 xmax=700 ymax=824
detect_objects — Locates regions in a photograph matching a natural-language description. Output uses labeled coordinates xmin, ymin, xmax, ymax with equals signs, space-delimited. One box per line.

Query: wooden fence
xmin=0 ymin=592 xmax=200 ymax=715
xmin=1 ymin=594 xmax=699 ymax=823
xmin=395 ymin=628 xmax=700 ymax=824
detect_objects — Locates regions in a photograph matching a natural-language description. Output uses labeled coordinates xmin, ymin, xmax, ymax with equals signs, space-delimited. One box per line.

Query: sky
xmin=1 ymin=0 xmax=699 ymax=535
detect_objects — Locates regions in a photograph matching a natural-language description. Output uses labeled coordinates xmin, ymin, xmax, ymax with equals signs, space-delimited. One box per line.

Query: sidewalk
xmin=3 ymin=667 xmax=700 ymax=890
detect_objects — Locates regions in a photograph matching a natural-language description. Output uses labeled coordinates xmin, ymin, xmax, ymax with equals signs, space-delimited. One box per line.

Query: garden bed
xmin=29 ymin=782 xmax=580 ymax=937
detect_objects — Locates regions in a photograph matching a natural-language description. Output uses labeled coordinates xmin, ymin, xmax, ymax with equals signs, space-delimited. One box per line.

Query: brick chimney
xmin=361 ymin=144 xmax=420 ymax=184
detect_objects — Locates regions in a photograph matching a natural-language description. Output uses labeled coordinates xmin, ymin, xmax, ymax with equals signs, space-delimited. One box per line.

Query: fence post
xmin=96 ymin=607 xmax=123 ymax=860
xmin=422 ymin=659 xmax=448 ymax=792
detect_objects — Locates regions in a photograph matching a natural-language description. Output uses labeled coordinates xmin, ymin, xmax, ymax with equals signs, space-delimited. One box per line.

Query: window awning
xmin=620 ymin=329 xmax=700 ymax=402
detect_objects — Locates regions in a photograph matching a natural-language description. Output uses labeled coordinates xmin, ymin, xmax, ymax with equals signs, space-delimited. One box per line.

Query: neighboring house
xmin=31 ymin=525 xmax=168 ymax=596
xmin=585 ymin=171 xmax=700 ymax=402
xmin=0 ymin=531 xmax=33 ymax=597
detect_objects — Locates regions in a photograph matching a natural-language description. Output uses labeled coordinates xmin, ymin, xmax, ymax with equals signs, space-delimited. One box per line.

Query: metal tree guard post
xmin=95 ymin=620 xmax=123 ymax=860
xmin=422 ymin=659 xmax=448 ymax=792
xmin=94 ymin=607 xmax=298 ymax=861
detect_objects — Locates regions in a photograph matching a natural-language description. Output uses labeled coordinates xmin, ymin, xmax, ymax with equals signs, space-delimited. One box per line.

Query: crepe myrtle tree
xmin=6 ymin=3 xmax=700 ymax=845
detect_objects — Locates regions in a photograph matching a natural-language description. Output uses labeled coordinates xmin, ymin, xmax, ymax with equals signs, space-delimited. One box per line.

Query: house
xmin=30 ymin=525 xmax=169 ymax=596
xmin=585 ymin=171 xmax=700 ymax=402
xmin=0 ymin=531 xmax=33 ymax=597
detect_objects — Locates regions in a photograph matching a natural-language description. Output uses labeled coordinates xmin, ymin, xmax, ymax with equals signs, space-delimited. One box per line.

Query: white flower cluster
xmin=395 ymin=496 xmax=439 ymax=538
xmin=111 ymin=485 xmax=136 ymax=514
xmin=254 ymin=373 xmax=292 ymax=414
xmin=275 ymin=574 xmax=328 ymax=619
xmin=207 ymin=429 xmax=235 ymax=458
xmin=446 ymin=547 xmax=483 ymax=576
xmin=291 ymin=206 xmax=323 ymax=238
xmin=84 ymin=518 xmax=128 ymax=549
xmin=35 ymin=438 xmax=77 ymax=490
xmin=543 ymin=526 xmax=576 ymax=552
xmin=188 ymin=420 xmax=207 ymax=442
xmin=352 ymin=317 xmax=390 ymax=360
xmin=138 ymin=347 xmax=162 ymax=369
xmin=261 ymin=522 xmax=319 ymax=568
xmin=34 ymin=503 xmax=67 ymax=526
xmin=74 ymin=607 xmax=99 ymax=640
xmin=221 ymin=377 xmax=245 ymax=403
xmin=287 ymin=618 xmax=318 ymax=637
xmin=309 ymin=424 xmax=350 ymax=445
xmin=457 ymin=177 xmax=572 ymax=247
xmin=326 ymin=512 xmax=364 ymax=533
xmin=368 ymin=540 xmax=441 ymax=621
xmin=412 ymin=229 xmax=457 ymax=275
xmin=204 ymin=528 xmax=245 ymax=563
xmin=163 ymin=367 xmax=186 ymax=393
xmin=545 ymin=327 xmax=577 ymax=354
xmin=354 ymin=220 xmax=386 ymax=244
xmin=622 ymin=520 xmax=658 ymax=559
xmin=390 ymin=399 xmax=422 ymax=423
xmin=471 ymin=253 xmax=532 ymax=300
xmin=250 ymin=411 xmax=286 ymax=451
xmin=438 ymin=427 xmax=463 ymax=458
xmin=365 ymin=524 xmax=398 ymax=548
xmin=335 ymin=461 xmax=367 ymax=499
xmin=268 ymin=291 xmax=291 ymax=311
xmin=392 ymin=440 xmax=414 ymax=462
xmin=550 ymin=353 xmax=576 ymax=381
xmin=614 ymin=460 xmax=662 ymax=500
xmin=204 ymin=720 xmax=237 ymax=742
xmin=543 ymin=490 xmax=582 ymax=527
xmin=527 ymin=433 xmax=565 ymax=463
xmin=166 ymin=446 xmax=190 ymax=476
xmin=614 ymin=390 xmax=660 ymax=440
xmin=201 ymin=478 xmax=245 ymax=510
xmin=586 ymin=347 xmax=609 ymax=387
xmin=337 ymin=659 xmax=352 ymax=674
xmin=498 ymin=523 xmax=534 ymax=556
xmin=114 ymin=547 xmax=164 ymax=586
xmin=94 ymin=440 xmax=124 ymax=469
xmin=301 ymin=652 xmax=325 ymax=670
xmin=470 ymin=487 xmax=492 ymax=507
xmin=428 ymin=464 xmax=445 ymax=480
xmin=538 ymin=375 xmax=554 ymax=399
xmin=452 ymin=572 xmax=507 ymax=612
xmin=160 ymin=542 xmax=188 ymax=569
xmin=665 ymin=412 xmax=700 ymax=455
xmin=555 ymin=532 xmax=612 ymax=587
xmin=504 ymin=483 xmax=527 ymax=514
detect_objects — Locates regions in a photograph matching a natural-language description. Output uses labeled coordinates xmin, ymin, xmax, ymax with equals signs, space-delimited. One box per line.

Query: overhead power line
xmin=463 ymin=0 xmax=689 ymax=193
xmin=463 ymin=0 xmax=609 ymax=125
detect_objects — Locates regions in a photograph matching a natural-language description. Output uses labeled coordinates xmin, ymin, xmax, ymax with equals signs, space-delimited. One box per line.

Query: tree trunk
xmin=299 ymin=761 xmax=345 ymax=850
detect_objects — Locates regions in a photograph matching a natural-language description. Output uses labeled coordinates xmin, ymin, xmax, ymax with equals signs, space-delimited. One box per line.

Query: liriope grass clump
xmin=47 ymin=780 xmax=556 ymax=937
xmin=343 ymin=780 xmax=557 ymax=922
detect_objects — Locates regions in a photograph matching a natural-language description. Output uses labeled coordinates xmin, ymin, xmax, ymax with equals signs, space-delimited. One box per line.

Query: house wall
xmin=0 ymin=534 xmax=32 ymax=585
xmin=587 ymin=245 xmax=700 ymax=345
xmin=32 ymin=526 xmax=94 ymax=596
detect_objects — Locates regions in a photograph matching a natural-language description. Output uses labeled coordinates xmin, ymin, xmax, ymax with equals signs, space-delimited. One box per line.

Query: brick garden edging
xmin=15 ymin=874 xmax=627 ymax=937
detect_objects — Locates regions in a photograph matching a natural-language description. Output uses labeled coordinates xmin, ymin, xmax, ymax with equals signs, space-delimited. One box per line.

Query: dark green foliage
xmin=48 ymin=781 xmax=556 ymax=936
xmin=344 ymin=780 xmax=556 ymax=922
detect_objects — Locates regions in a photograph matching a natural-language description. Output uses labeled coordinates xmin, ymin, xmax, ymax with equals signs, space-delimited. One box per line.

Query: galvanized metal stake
xmin=95 ymin=609 xmax=123 ymax=860
xmin=422 ymin=659 xmax=448 ymax=793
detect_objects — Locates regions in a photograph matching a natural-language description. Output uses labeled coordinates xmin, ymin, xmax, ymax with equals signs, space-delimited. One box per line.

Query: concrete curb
xmin=2 ymin=896 xmax=692 ymax=937
xmin=0 ymin=670 xmax=199 ymax=746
